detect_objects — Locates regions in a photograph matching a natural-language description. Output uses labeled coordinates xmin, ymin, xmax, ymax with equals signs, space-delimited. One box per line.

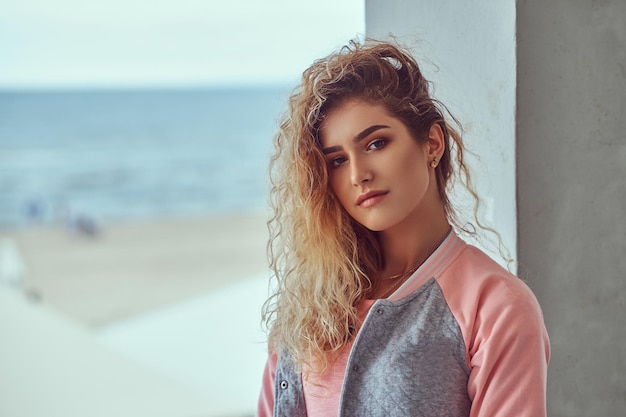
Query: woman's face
xmin=319 ymin=100 xmax=442 ymax=233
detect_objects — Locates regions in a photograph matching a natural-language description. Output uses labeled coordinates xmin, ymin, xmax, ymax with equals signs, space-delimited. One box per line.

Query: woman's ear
xmin=426 ymin=122 xmax=445 ymax=165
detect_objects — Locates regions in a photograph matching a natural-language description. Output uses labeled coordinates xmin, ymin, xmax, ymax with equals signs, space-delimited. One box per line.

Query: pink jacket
xmin=257 ymin=232 xmax=550 ymax=416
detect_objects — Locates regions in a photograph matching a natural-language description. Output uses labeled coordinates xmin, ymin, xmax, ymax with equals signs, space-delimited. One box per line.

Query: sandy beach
xmin=2 ymin=211 xmax=270 ymax=327
xmin=1 ymin=211 xmax=271 ymax=417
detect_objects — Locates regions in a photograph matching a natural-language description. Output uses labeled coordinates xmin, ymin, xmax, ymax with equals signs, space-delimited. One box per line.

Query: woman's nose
xmin=350 ymin=158 xmax=372 ymax=186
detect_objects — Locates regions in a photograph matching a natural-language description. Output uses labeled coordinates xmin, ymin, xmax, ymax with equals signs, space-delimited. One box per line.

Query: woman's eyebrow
xmin=322 ymin=145 xmax=341 ymax=154
xmin=354 ymin=124 xmax=390 ymax=143
xmin=322 ymin=124 xmax=391 ymax=154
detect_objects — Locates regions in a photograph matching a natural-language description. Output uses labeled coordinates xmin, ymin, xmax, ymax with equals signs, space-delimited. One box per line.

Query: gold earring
xmin=430 ymin=157 xmax=438 ymax=168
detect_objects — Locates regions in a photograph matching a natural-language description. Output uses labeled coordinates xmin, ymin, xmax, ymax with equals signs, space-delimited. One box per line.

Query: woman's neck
xmin=377 ymin=208 xmax=451 ymax=279
xmin=367 ymin=212 xmax=450 ymax=300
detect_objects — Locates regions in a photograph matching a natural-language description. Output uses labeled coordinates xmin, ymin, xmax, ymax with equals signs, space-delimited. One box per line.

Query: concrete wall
xmin=516 ymin=1 xmax=626 ymax=415
xmin=366 ymin=0 xmax=518 ymax=267
xmin=366 ymin=0 xmax=626 ymax=415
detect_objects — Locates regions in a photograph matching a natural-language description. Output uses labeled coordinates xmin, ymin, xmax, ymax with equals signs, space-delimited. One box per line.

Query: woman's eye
xmin=368 ymin=139 xmax=386 ymax=150
xmin=329 ymin=156 xmax=347 ymax=168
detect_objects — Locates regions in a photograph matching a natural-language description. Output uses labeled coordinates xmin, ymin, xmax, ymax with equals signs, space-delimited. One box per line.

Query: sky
xmin=0 ymin=0 xmax=365 ymax=89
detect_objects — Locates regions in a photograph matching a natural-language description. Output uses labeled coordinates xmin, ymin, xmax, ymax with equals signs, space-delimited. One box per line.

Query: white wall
xmin=366 ymin=0 xmax=517 ymax=267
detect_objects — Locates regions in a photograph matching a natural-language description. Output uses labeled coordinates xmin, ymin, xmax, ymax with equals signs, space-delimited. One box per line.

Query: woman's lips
xmin=357 ymin=191 xmax=389 ymax=208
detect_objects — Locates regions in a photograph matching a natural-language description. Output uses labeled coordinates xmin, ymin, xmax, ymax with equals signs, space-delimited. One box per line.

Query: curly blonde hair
xmin=262 ymin=39 xmax=481 ymax=373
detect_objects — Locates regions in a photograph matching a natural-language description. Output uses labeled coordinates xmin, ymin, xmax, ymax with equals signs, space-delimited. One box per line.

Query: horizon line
xmin=0 ymin=81 xmax=295 ymax=94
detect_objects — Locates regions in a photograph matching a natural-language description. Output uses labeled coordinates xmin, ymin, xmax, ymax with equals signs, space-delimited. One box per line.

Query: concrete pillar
xmin=516 ymin=1 xmax=626 ymax=415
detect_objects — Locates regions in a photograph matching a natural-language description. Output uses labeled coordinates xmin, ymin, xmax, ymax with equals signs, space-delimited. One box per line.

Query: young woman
xmin=257 ymin=40 xmax=549 ymax=417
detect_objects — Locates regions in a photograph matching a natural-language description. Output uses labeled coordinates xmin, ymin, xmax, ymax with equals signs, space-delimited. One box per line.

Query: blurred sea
xmin=0 ymin=87 xmax=290 ymax=229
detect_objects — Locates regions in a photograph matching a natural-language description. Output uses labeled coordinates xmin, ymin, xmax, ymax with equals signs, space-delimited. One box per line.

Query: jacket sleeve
xmin=465 ymin=279 xmax=550 ymax=417
xmin=256 ymin=351 xmax=278 ymax=417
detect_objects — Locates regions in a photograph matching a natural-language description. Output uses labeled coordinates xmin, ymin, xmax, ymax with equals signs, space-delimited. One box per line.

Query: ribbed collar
xmin=387 ymin=231 xmax=466 ymax=302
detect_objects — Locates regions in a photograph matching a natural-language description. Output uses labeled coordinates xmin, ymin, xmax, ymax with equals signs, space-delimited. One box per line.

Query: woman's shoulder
xmin=436 ymin=242 xmax=543 ymax=317
xmin=436 ymin=242 xmax=549 ymax=358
